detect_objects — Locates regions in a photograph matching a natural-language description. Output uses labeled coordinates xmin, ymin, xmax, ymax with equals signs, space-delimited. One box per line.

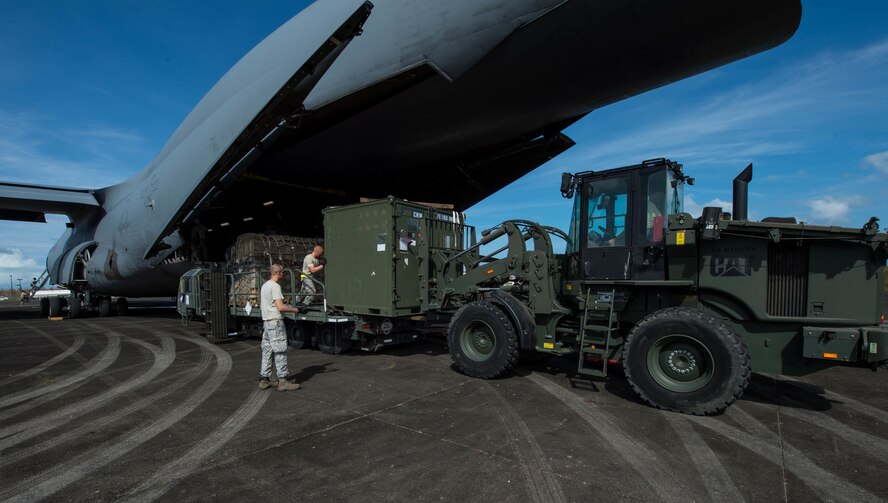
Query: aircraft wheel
xmin=99 ymin=298 xmax=112 ymax=317
xmin=40 ymin=297 xmax=50 ymax=316
xmin=69 ymin=295 xmax=81 ymax=318
xmin=317 ymin=324 xmax=352 ymax=355
xmin=447 ymin=301 xmax=519 ymax=379
xmin=622 ymin=307 xmax=750 ymax=416
xmin=117 ymin=297 xmax=129 ymax=316
xmin=49 ymin=297 xmax=62 ymax=317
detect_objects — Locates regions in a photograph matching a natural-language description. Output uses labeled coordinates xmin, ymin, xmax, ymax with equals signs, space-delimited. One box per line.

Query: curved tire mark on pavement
xmin=0 ymin=335 xmax=85 ymax=387
xmin=484 ymin=382 xmax=566 ymax=503
xmin=779 ymin=376 xmax=888 ymax=424
xmin=0 ymin=339 xmax=212 ymax=469
xmin=526 ymin=373 xmax=687 ymax=502
xmin=687 ymin=410 xmax=881 ymax=502
xmin=122 ymin=388 xmax=269 ymax=503
xmin=663 ymin=413 xmax=745 ymax=502
xmin=0 ymin=334 xmax=120 ymax=410
xmin=0 ymin=334 xmax=232 ymax=503
xmin=0 ymin=334 xmax=175 ymax=451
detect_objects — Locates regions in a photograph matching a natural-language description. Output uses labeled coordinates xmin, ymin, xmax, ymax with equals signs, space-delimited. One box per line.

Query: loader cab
xmin=565 ymin=159 xmax=689 ymax=280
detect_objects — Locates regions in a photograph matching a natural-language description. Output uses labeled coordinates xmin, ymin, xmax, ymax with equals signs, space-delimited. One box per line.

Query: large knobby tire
xmin=622 ymin=307 xmax=750 ymax=415
xmin=317 ymin=325 xmax=352 ymax=355
xmin=287 ymin=321 xmax=311 ymax=350
xmin=447 ymin=301 xmax=519 ymax=379
xmin=40 ymin=297 xmax=50 ymax=317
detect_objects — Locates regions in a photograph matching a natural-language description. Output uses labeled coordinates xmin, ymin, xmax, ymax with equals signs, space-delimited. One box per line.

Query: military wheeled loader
xmin=438 ymin=158 xmax=887 ymax=415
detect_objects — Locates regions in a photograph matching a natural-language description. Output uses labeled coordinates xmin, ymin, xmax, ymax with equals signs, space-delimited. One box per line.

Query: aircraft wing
xmin=0 ymin=182 xmax=100 ymax=223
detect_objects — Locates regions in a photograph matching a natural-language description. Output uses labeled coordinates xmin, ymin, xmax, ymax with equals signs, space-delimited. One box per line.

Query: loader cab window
xmin=669 ymin=173 xmax=685 ymax=215
xmin=643 ymin=170 xmax=668 ymax=243
xmin=639 ymin=168 xmax=685 ymax=244
xmin=586 ymin=176 xmax=628 ymax=248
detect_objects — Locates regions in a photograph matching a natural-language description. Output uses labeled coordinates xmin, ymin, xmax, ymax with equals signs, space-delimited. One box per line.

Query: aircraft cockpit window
xmin=586 ymin=177 xmax=628 ymax=248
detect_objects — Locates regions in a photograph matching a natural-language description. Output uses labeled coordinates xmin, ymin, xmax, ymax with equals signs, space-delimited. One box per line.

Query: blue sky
xmin=1 ymin=1 xmax=887 ymax=287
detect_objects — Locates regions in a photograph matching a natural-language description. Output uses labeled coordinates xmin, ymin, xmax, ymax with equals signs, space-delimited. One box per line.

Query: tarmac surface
xmin=1 ymin=299 xmax=887 ymax=503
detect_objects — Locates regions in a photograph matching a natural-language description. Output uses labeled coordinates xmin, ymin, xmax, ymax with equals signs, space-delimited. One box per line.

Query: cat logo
xmin=710 ymin=256 xmax=752 ymax=277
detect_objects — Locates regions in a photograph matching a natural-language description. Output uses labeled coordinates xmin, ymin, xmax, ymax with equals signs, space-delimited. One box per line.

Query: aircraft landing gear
xmin=49 ymin=297 xmax=62 ymax=317
xmin=99 ymin=298 xmax=112 ymax=317
xmin=117 ymin=298 xmax=129 ymax=316
xmin=69 ymin=294 xmax=82 ymax=318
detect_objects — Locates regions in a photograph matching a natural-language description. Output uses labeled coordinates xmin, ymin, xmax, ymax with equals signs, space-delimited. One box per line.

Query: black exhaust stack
xmin=733 ymin=163 xmax=753 ymax=221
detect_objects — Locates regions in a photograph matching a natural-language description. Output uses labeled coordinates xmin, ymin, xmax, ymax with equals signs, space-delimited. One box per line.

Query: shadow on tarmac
xmin=290 ymin=362 xmax=339 ymax=384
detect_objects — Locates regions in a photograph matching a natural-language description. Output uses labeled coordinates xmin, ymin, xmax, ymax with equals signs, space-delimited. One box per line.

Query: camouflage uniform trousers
xmin=294 ymin=275 xmax=317 ymax=305
xmin=259 ymin=319 xmax=289 ymax=379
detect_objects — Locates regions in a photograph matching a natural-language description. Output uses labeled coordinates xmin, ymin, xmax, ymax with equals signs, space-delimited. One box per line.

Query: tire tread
xmin=447 ymin=301 xmax=520 ymax=379
xmin=623 ymin=307 xmax=750 ymax=415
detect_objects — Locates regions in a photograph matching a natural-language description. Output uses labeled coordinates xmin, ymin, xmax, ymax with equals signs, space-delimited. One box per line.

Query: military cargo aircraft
xmin=0 ymin=0 xmax=801 ymax=313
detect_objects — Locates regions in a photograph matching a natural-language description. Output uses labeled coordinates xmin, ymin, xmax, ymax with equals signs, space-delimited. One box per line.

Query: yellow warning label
xmin=676 ymin=231 xmax=685 ymax=245
xmin=543 ymin=342 xmax=554 ymax=349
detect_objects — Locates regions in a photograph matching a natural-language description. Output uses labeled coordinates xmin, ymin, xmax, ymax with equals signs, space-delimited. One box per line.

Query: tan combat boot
xmin=277 ymin=379 xmax=301 ymax=391
xmin=259 ymin=378 xmax=279 ymax=390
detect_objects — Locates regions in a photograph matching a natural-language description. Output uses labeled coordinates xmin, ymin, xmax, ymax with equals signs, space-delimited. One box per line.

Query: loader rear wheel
xmin=623 ymin=307 xmax=750 ymax=415
xmin=448 ymin=301 xmax=519 ymax=379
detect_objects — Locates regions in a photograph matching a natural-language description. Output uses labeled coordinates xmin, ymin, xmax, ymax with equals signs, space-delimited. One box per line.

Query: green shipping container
xmin=323 ymin=197 xmax=466 ymax=317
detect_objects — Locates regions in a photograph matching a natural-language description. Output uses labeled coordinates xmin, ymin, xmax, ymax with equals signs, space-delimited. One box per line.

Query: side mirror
xmin=560 ymin=173 xmax=575 ymax=199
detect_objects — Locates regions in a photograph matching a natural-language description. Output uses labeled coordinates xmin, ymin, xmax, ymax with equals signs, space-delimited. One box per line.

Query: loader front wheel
xmin=448 ymin=301 xmax=519 ymax=379
xmin=623 ymin=307 xmax=750 ymax=415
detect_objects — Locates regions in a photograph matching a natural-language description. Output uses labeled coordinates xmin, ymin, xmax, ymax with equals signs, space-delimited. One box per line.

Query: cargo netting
xmin=228 ymin=234 xmax=317 ymax=307
xmin=231 ymin=234 xmax=318 ymax=268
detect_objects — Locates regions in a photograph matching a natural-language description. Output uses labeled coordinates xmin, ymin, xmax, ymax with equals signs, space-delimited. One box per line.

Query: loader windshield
xmin=586 ymin=176 xmax=628 ymax=248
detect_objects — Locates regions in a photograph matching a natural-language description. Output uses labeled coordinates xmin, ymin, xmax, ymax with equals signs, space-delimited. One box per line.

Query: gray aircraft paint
xmin=0 ymin=0 xmax=802 ymax=298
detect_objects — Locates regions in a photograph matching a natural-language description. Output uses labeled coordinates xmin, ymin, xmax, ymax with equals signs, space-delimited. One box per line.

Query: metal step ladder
xmin=201 ymin=269 xmax=230 ymax=339
xmin=29 ymin=270 xmax=50 ymax=297
xmin=577 ymin=288 xmax=618 ymax=378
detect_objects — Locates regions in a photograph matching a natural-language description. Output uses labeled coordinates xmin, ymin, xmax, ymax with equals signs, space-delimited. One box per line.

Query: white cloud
xmin=863 ymin=151 xmax=888 ymax=175
xmin=0 ymin=109 xmax=143 ymax=188
xmin=556 ymin=38 xmax=888 ymax=170
xmin=0 ymin=248 xmax=46 ymax=291
xmin=0 ymin=248 xmax=39 ymax=269
xmin=807 ymin=196 xmax=851 ymax=224
xmin=684 ymin=195 xmax=733 ymax=218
